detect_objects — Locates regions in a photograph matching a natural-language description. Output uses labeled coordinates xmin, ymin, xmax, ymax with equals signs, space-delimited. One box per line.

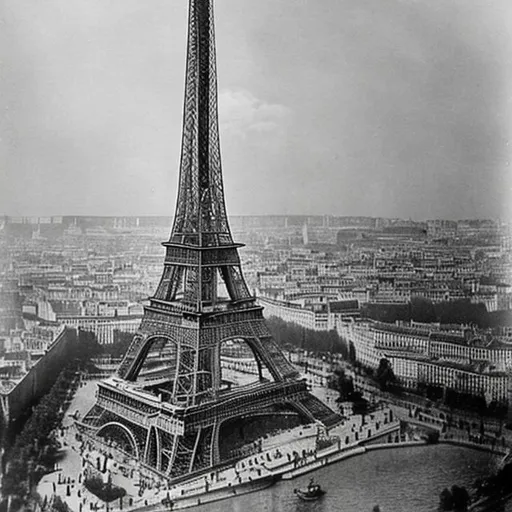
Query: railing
xmin=97 ymin=394 xmax=185 ymax=435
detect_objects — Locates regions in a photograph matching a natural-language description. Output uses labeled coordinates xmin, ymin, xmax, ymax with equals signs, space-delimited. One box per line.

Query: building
xmin=337 ymin=319 xmax=512 ymax=404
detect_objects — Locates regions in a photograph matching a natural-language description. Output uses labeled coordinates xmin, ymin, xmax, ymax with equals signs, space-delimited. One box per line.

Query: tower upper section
xmin=169 ymin=0 xmax=232 ymax=248
xmin=151 ymin=0 xmax=252 ymax=311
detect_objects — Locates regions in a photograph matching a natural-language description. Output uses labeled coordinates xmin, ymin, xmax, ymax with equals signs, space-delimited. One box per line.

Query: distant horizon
xmin=1 ymin=213 xmax=507 ymax=223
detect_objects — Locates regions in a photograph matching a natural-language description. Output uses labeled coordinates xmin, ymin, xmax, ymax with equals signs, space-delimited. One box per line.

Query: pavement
xmin=36 ymin=379 xmax=136 ymax=512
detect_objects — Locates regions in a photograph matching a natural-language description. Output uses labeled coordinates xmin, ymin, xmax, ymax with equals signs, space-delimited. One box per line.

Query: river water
xmin=193 ymin=445 xmax=509 ymax=512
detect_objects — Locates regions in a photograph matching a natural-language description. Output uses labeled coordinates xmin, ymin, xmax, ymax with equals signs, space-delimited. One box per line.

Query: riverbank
xmin=37 ymin=380 xmax=404 ymax=512
xmin=441 ymin=438 xmax=508 ymax=456
xmin=37 ymin=374 xmax=509 ymax=512
xmin=144 ymin=441 xmax=504 ymax=512
xmin=112 ymin=414 xmax=404 ymax=512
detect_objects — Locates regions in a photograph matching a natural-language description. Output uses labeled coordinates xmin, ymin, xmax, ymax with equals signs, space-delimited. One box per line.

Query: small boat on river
xmin=294 ymin=479 xmax=326 ymax=501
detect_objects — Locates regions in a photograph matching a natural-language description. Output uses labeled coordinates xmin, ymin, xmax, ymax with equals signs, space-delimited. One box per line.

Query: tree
xmin=331 ymin=367 xmax=354 ymax=401
xmin=351 ymin=392 xmax=369 ymax=415
xmin=84 ymin=476 xmax=126 ymax=502
xmin=52 ymin=495 xmax=71 ymax=512
xmin=425 ymin=384 xmax=444 ymax=402
xmin=410 ymin=296 xmax=437 ymax=323
xmin=75 ymin=330 xmax=102 ymax=364
xmin=439 ymin=488 xmax=453 ymax=510
xmin=104 ymin=331 xmax=136 ymax=358
xmin=487 ymin=400 xmax=508 ymax=420
xmin=450 ymin=486 xmax=470 ymax=511
xmin=426 ymin=431 xmax=440 ymax=444
xmin=348 ymin=341 xmax=356 ymax=364
xmin=375 ymin=358 xmax=397 ymax=391
xmin=439 ymin=485 xmax=470 ymax=511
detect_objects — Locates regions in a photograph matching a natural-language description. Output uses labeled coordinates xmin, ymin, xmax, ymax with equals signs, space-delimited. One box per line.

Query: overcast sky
xmin=1 ymin=0 xmax=511 ymax=220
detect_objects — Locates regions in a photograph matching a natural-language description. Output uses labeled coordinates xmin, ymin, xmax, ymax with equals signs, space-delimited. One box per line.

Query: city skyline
xmin=0 ymin=213 xmax=509 ymax=222
xmin=2 ymin=0 xmax=512 ymax=221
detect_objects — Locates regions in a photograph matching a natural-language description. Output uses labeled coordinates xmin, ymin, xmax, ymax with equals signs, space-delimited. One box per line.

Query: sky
xmin=1 ymin=0 xmax=511 ymax=220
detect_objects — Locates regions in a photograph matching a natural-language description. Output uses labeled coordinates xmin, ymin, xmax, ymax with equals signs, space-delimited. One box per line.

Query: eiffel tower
xmin=78 ymin=0 xmax=341 ymax=481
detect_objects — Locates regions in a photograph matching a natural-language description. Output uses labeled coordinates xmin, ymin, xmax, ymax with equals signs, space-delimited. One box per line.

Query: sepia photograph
xmin=1 ymin=0 xmax=512 ymax=511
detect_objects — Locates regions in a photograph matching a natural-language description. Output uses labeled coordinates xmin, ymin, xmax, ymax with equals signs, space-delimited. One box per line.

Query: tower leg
xmin=189 ymin=428 xmax=202 ymax=473
xmin=211 ymin=421 xmax=220 ymax=465
xmin=164 ymin=434 xmax=180 ymax=476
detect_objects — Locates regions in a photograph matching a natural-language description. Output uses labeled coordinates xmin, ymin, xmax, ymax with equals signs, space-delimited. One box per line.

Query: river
xmin=192 ymin=444 xmax=509 ymax=512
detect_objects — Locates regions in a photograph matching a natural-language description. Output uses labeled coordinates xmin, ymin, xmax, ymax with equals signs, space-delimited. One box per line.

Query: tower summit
xmin=79 ymin=0 xmax=340 ymax=481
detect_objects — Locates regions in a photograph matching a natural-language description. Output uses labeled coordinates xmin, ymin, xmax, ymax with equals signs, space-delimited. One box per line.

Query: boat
xmin=294 ymin=479 xmax=326 ymax=501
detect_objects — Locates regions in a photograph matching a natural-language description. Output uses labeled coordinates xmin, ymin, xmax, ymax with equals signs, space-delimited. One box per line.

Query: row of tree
xmin=352 ymin=357 xmax=508 ymax=420
xmin=99 ymin=330 xmax=134 ymax=359
xmin=415 ymin=383 xmax=508 ymax=419
xmin=439 ymin=485 xmax=470 ymax=511
xmin=363 ymin=297 xmax=493 ymax=328
xmin=1 ymin=330 xmax=102 ymax=511
xmin=266 ymin=316 xmax=349 ymax=358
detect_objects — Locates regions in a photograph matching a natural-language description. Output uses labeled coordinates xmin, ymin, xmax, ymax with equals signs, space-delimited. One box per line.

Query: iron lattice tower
xmin=79 ymin=0 xmax=340 ymax=481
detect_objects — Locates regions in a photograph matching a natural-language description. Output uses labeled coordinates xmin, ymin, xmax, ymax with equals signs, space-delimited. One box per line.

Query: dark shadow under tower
xmin=79 ymin=0 xmax=341 ymax=480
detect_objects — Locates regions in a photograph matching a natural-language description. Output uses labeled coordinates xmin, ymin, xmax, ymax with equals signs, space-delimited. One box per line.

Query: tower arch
xmin=96 ymin=422 xmax=140 ymax=460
